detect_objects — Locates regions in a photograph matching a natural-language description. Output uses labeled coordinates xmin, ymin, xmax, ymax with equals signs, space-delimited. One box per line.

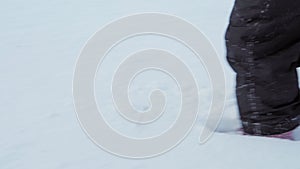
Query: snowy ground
xmin=1 ymin=0 xmax=300 ymax=169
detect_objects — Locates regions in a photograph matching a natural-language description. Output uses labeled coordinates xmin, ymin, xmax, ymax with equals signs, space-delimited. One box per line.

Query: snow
xmin=1 ymin=0 xmax=300 ymax=169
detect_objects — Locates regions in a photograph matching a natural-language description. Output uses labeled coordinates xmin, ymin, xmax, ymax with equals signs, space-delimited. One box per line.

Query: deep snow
xmin=1 ymin=0 xmax=300 ymax=169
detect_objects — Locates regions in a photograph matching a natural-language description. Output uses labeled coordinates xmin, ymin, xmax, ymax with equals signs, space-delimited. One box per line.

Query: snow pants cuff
xmin=226 ymin=0 xmax=300 ymax=135
xmin=241 ymin=102 xmax=300 ymax=135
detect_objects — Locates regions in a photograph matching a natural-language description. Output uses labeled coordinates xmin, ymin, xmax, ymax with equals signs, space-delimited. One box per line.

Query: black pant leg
xmin=226 ymin=0 xmax=300 ymax=135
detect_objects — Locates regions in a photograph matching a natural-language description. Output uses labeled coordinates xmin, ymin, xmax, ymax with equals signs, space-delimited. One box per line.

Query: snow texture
xmin=1 ymin=0 xmax=300 ymax=169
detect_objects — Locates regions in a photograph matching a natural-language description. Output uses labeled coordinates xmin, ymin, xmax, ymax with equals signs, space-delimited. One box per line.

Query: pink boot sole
xmin=239 ymin=128 xmax=295 ymax=141
xmin=266 ymin=131 xmax=294 ymax=140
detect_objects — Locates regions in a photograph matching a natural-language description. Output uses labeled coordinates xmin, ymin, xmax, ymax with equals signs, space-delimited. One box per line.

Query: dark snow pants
xmin=226 ymin=0 xmax=300 ymax=135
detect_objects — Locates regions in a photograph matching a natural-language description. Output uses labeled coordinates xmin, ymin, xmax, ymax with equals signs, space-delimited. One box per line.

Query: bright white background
xmin=1 ymin=0 xmax=300 ymax=169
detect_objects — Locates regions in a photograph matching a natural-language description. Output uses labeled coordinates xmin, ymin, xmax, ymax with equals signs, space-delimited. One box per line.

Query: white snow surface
xmin=1 ymin=0 xmax=300 ymax=169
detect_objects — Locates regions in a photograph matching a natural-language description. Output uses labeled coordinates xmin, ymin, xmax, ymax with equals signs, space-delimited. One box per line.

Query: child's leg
xmin=226 ymin=0 xmax=300 ymax=135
